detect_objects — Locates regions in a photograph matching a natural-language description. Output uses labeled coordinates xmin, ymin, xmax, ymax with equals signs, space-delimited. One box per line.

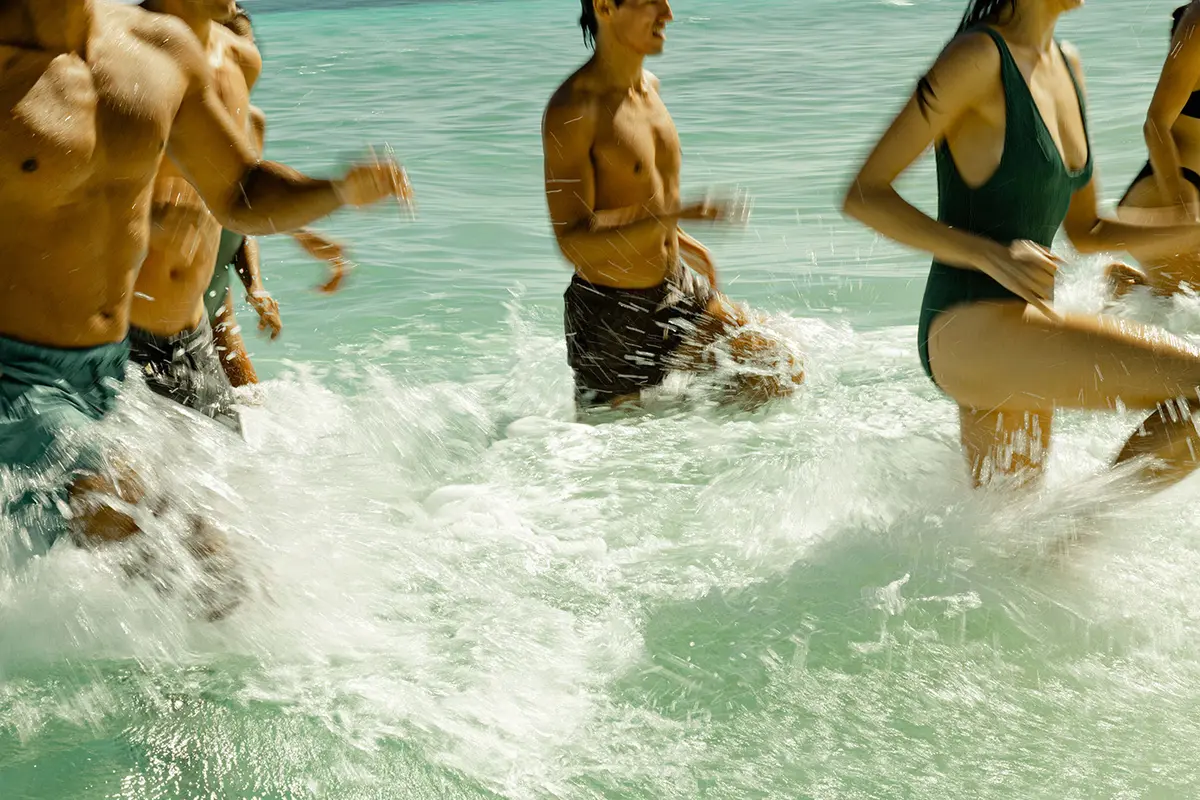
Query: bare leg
xmin=672 ymin=295 xmax=805 ymax=408
xmin=929 ymin=301 xmax=1200 ymax=489
xmin=68 ymin=465 xmax=146 ymax=545
xmin=70 ymin=464 xmax=245 ymax=620
xmin=211 ymin=289 xmax=259 ymax=388
xmin=959 ymin=406 xmax=1052 ymax=488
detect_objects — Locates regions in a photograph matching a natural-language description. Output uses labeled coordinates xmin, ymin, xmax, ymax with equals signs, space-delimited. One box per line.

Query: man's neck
xmin=22 ymin=0 xmax=93 ymax=54
xmin=143 ymin=0 xmax=215 ymax=47
xmin=591 ymin=38 xmax=646 ymax=92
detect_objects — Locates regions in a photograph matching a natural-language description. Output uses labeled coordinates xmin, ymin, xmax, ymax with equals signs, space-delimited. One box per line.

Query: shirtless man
xmin=131 ymin=0 xmax=369 ymax=429
xmin=542 ymin=0 xmax=803 ymax=411
xmin=0 ymin=0 xmax=410 ymax=557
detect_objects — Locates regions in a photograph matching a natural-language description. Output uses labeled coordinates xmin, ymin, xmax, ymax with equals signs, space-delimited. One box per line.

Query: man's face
xmin=599 ymin=0 xmax=674 ymax=56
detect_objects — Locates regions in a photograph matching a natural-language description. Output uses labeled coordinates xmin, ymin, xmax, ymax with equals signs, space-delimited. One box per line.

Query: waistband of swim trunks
xmin=569 ymin=272 xmax=672 ymax=298
xmin=128 ymin=316 xmax=212 ymax=353
xmin=0 ymin=333 xmax=129 ymax=385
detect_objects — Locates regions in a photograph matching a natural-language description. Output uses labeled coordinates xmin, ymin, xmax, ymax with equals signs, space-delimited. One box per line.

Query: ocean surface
xmin=5 ymin=0 xmax=1200 ymax=797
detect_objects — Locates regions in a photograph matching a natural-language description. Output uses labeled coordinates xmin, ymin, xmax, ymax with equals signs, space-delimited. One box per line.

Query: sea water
xmin=4 ymin=0 xmax=1200 ymax=797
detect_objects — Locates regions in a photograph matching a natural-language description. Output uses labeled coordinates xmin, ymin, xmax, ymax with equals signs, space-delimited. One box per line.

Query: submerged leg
xmin=958 ymin=406 xmax=1053 ymax=488
xmin=929 ymin=301 xmax=1200 ymax=490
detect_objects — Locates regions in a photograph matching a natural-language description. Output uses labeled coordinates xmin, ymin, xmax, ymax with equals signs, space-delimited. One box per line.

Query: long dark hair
xmin=917 ymin=0 xmax=1018 ymax=115
xmin=1172 ymin=3 xmax=1196 ymax=37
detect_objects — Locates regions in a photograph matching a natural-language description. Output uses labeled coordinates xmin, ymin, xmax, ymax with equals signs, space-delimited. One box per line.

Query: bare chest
xmin=592 ymin=93 xmax=681 ymax=201
xmin=0 ymin=41 xmax=181 ymax=205
xmin=950 ymin=60 xmax=1089 ymax=187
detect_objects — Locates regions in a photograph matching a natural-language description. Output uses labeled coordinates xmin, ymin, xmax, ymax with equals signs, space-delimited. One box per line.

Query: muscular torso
xmin=557 ymin=68 xmax=683 ymax=288
xmin=0 ymin=5 xmax=192 ymax=348
xmin=132 ymin=25 xmax=259 ymax=336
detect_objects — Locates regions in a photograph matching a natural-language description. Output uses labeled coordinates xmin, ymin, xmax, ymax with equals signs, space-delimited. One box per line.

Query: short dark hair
xmin=579 ymin=0 xmax=624 ymax=49
xmin=225 ymin=2 xmax=254 ymax=40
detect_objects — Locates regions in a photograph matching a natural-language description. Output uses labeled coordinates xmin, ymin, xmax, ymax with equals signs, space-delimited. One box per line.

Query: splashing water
xmin=6 ymin=0 xmax=1200 ymax=797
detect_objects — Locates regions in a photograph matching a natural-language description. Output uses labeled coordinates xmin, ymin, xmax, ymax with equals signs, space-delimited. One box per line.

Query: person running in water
xmin=204 ymin=3 xmax=352 ymax=389
xmin=844 ymin=0 xmax=1200 ymax=488
xmin=543 ymin=0 xmax=804 ymax=412
xmin=1111 ymin=2 xmax=1200 ymax=296
xmin=131 ymin=1 xmax=373 ymax=426
xmin=0 ymin=0 xmax=410 ymax=580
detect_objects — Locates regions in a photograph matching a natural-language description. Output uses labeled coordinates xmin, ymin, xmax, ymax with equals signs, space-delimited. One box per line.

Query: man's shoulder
xmin=110 ymin=2 xmax=205 ymax=70
xmin=545 ymin=66 xmax=602 ymax=125
xmin=215 ymin=24 xmax=263 ymax=84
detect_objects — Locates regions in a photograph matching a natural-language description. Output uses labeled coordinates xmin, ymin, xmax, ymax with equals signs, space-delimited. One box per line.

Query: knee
xmin=68 ymin=467 xmax=147 ymax=545
xmin=723 ymin=331 xmax=805 ymax=407
xmin=1104 ymin=261 xmax=1149 ymax=299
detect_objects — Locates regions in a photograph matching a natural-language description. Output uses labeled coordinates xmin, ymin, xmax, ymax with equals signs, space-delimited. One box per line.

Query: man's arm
xmin=231 ymin=237 xmax=263 ymax=295
xmin=165 ymin=33 xmax=408 ymax=235
xmin=231 ymin=237 xmax=283 ymax=340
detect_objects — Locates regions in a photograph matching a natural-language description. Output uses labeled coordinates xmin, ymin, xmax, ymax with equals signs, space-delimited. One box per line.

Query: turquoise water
xmin=6 ymin=0 xmax=1200 ymax=797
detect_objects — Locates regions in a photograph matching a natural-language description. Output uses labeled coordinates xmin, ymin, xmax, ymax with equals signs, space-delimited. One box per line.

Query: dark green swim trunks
xmin=0 ymin=334 xmax=128 ymax=555
xmin=204 ymin=229 xmax=246 ymax=323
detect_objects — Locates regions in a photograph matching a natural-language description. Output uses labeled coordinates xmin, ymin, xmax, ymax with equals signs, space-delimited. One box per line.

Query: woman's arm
xmin=1144 ymin=3 xmax=1200 ymax=215
xmin=842 ymin=32 xmax=1058 ymax=313
xmin=1061 ymin=46 xmax=1200 ymax=257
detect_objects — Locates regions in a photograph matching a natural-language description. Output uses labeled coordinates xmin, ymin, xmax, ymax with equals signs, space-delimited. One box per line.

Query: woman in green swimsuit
xmin=844 ymin=0 xmax=1200 ymax=488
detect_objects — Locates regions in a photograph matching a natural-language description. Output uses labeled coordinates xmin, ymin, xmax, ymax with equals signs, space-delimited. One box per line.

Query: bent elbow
xmin=1064 ymin=222 xmax=1103 ymax=254
xmin=841 ymin=181 xmax=866 ymax=221
xmin=1144 ymin=115 xmax=1173 ymax=146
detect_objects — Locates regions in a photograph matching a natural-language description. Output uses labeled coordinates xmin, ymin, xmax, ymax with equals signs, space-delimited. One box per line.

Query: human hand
xmin=291 ymin=229 xmax=353 ymax=293
xmin=975 ymin=239 xmax=1062 ymax=319
xmin=247 ymin=289 xmax=282 ymax=340
xmin=335 ymin=146 xmax=415 ymax=210
xmin=677 ymin=188 xmax=752 ymax=225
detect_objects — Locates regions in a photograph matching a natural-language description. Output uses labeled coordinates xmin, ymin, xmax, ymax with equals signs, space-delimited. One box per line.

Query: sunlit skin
xmin=0 ymin=0 xmax=410 ymax=551
xmin=1113 ymin=0 xmax=1200 ymax=296
xmin=542 ymin=0 xmax=803 ymax=409
xmin=844 ymin=0 xmax=1200 ymax=490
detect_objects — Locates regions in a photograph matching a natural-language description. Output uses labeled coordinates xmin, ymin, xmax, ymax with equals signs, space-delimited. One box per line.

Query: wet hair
xmin=225 ymin=3 xmax=254 ymax=41
xmin=579 ymin=0 xmax=624 ymax=49
xmin=1172 ymin=3 xmax=1193 ymax=37
xmin=916 ymin=0 xmax=1017 ymax=116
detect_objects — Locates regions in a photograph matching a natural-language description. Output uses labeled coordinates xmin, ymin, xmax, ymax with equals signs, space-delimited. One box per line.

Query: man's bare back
xmin=133 ymin=19 xmax=261 ymax=335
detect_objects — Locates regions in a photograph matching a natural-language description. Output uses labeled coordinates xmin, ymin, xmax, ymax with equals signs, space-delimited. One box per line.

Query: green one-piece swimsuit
xmin=917 ymin=27 xmax=1094 ymax=384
